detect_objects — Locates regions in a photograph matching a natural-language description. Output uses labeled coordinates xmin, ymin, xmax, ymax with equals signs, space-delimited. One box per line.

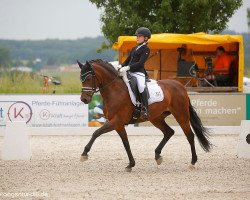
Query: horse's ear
xmin=85 ymin=61 xmax=93 ymax=71
xmin=77 ymin=60 xmax=84 ymax=69
xmin=85 ymin=61 xmax=91 ymax=68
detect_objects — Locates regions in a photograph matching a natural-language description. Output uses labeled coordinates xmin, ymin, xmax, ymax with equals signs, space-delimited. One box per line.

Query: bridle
xmin=80 ymin=66 xmax=98 ymax=93
xmin=80 ymin=62 xmax=119 ymax=93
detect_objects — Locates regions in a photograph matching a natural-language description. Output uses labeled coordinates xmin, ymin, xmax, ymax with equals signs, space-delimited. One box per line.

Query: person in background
xmin=88 ymin=106 xmax=106 ymax=127
xmin=42 ymin=75 xmax=51 ymax=93
xmin=213 ymin=46 xmax=232 ymax=84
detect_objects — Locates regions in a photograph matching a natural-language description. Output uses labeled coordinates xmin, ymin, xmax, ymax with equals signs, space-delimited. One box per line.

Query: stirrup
xmin=141 ymin=107 xmax=149 ymax=119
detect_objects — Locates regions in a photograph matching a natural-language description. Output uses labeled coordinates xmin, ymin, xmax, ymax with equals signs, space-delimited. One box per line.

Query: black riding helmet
xmin=134 ymin=27 xmax=151 ymax=39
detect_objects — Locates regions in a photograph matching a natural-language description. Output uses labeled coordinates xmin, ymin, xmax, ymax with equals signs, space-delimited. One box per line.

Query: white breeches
xmin=129 ymin=72 xmax=146 ymax=93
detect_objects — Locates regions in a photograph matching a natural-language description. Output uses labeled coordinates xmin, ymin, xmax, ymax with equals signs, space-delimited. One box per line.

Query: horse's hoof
xmin=188 ymin=164 xmax=195 ymax=170
xmin=156 ymin=156 xmax=163 ymax=165
xmin=80 ymin=155 xmax=88 ymax=162
xmin=125 ymin=167 xmax=132 ymax=172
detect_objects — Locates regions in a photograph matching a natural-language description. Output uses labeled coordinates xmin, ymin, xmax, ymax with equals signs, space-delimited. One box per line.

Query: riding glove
xmin=115 ymin=64 xmax=122 ymax=70
xmin=119 ymin=66 xmax=130 ymax=73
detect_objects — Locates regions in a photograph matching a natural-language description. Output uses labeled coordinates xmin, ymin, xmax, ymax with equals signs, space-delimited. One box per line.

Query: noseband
xmin=80 ymin=62 xmax=119 ymax=93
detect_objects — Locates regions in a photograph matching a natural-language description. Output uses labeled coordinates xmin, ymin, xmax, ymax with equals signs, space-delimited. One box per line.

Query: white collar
xmin=136 ymin=42 xmax=147 ymax=51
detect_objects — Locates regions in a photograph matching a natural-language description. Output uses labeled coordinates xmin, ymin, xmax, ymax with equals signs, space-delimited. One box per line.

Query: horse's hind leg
xmin=182 ymin=125 xmax=197 ymax=166
xmin=187 ymin=129 xmax=197 ymax=166
xmin=150 ymin=115 xmax=175 ymax=165
xmin=171 ymin=110 xmax=197 ymax=166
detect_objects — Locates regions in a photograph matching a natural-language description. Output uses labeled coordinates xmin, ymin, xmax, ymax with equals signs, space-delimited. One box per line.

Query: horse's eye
xmin=85 ymin=76 xmax=91 ymax=81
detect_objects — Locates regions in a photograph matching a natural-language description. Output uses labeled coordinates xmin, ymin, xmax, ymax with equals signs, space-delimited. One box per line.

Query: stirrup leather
xmin=141 ymin=106 xmax=149 ymax=119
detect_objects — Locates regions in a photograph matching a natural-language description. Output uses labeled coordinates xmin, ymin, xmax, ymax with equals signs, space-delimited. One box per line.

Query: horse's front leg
xmin=116 ymin=126 xmax=135 ymax=172
xmin=80 ymin=120 xmax=114 ymax=161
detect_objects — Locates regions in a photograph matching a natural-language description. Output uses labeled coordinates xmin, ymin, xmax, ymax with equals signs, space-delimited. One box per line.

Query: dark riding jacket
xmin=121 ymin=43 xmax=150 ymax=75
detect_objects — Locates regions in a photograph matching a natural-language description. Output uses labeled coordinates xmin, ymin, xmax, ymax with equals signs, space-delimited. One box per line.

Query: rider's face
xmin=136 ymin=35 xmax=145 ymax=44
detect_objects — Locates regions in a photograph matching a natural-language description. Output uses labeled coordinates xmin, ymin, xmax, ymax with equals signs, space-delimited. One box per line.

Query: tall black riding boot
xmin=140 ymin=89 xmax=149 ymax=119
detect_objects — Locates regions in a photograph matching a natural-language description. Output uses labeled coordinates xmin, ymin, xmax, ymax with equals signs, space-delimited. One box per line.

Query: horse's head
xmin=77 ymin=60 xmax=98 ymax=104
xmin=78 ymin=59 xmax=120 ymax=104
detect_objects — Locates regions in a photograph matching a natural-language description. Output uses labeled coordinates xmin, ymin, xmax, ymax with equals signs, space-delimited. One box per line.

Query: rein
xmin=81 ymin=62 xmax=120 ymax=93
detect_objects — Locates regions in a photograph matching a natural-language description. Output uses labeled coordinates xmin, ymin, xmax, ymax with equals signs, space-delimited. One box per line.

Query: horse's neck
xmin=95 ymin=65 xmax=127 ymax=103
xmin=95 ymin=65 xmax=118 ymax=87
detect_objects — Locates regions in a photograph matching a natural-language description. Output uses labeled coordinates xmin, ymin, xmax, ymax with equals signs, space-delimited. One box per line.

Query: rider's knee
xmin=138 ymin=85 xmax=145 ymax=93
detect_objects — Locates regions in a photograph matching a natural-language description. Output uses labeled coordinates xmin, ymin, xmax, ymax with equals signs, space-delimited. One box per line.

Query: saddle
xmin=127 ymin=73 xmax=150 ymax=124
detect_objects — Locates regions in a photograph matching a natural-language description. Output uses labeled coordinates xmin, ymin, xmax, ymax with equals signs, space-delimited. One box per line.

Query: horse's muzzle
xmin=81 ymin=98 xmax=89 ymax=104
xmin=80 ymin=93 xmax=92 ymax=104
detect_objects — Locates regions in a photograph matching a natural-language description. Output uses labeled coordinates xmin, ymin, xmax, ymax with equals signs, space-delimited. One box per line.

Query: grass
xmin=245 ymin=67 xmax=250 ymax=78
xmin=1 ymin=66 xmax=249 ymax=94
xmin=0 ymin=71 xmax=81 ymax=94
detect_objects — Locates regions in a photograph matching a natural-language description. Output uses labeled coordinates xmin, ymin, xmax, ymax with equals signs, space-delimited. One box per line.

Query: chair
xmin=177 ymin=61 xmax=197 ymax=86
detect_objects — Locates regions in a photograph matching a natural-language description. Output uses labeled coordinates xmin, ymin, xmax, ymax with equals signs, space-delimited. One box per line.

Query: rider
xmin=119 ymin=27 xmax=151 ymax=119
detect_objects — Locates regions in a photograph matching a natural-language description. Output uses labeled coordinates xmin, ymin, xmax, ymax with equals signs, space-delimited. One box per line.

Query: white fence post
xmin=1 ymin=121 xmax=32 ymax=160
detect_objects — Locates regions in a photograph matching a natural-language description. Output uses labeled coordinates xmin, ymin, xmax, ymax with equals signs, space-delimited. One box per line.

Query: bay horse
xmin=77 ymin=59 xmax=212 ymax=172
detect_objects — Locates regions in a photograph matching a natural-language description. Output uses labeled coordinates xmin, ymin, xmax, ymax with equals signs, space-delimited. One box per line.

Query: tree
xmin=0 ymin=47 xmax=11 ymax=69
xmin=90 ymin=0 xmax=243 ymax=45
xmin=247 ymin=8 xmax=250 ymax=30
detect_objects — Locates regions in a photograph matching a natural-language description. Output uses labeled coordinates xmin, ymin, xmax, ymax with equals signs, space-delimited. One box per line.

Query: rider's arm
xmin=129 ymin=47 xmax=150 ymax=71
xmin=121 ymin=49 xmax=133 ymax=67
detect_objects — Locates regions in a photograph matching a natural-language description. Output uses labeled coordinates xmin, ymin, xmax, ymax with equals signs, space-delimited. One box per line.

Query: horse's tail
xmin=189 ymin=100 xmax=212 ymax=152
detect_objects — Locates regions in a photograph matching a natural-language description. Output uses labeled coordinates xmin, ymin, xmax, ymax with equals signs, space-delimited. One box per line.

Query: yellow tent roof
xmin=112 ymin=32 xmax=243 ymax=50
xmin=112 ymin=32 xmax=244 ymax=92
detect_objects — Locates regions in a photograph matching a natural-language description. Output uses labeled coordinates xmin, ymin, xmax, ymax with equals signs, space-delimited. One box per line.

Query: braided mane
xmin=89 ymin=59 xmax=118 ymax=75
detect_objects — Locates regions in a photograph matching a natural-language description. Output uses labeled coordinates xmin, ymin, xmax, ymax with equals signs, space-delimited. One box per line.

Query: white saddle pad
xmin=109 ymin=62 xmax=164 ymax=106
xmin=125 ymin=79 xmax=164 ymax=106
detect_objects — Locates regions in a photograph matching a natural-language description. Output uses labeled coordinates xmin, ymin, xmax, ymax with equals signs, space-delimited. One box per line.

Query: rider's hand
xmin=117 ymin=64 xmax=122 ymax=70
xmin=119 ymin=66 xmax=130 ymax=73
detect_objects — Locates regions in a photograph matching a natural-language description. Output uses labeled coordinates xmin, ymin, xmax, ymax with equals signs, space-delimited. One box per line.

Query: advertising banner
xmin=166 ymin=94 xmax=246 ymax=126
xmin=0 ymin=93 xmax=247 ymax=130
xmin=0 ymin=95 xmax=88 ymax=128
